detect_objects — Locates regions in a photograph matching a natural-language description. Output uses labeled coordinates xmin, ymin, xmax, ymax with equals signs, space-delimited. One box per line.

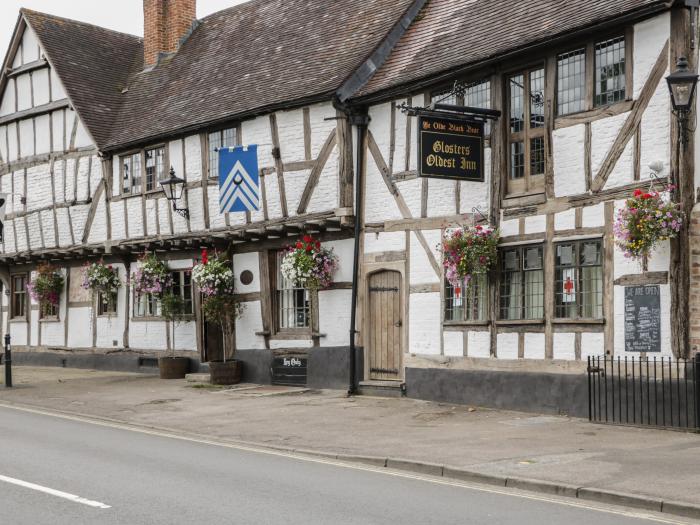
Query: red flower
xmin=642 ymin=193 xmax=652 ymax=199
xmin=303 ymin=235 xmax=312 ymax=243
xmin=296 ymin=241 xmax=303 ymax=249
xmin=633 ymin=189 xmax=643 ymax=197
xmin=476 ymin=225 xmax=483 ymax=231
xmin=305 ymin=244 xmax=312 ymax=252
xmin=201 ymin=248 xmax=208 ymax=265
xmin=315 ymin=241 xmax=321 ymax=249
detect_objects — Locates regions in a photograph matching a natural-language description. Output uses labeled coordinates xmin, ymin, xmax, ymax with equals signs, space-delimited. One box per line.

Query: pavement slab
xmin=1 ymin=365 xmax=700 ymax=512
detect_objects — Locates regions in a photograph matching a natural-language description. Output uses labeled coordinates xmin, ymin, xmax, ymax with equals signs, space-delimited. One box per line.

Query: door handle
xmin=394 ymin=320 xmax=402 ymax=327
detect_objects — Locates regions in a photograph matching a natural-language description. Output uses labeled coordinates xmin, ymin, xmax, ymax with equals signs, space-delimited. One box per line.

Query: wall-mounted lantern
xmin=666 ymin=56 xmax=698 ymax=144
xmin=160 ymin=167 xmax=189 ymax=219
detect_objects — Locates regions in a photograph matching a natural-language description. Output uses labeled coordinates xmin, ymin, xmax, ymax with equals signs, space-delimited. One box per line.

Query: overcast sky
xmin=1 ymin=0 xmax=248 ymax=58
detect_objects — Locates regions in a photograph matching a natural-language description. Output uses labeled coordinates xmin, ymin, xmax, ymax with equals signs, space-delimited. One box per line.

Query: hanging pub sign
xmin=418 ymin=115 xmax=484 ymax=181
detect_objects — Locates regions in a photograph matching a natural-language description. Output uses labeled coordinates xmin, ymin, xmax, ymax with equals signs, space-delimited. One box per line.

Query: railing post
xmin=694 ymin=353 xmax=700 ymax=429
xmin=4 ymin=333 xmax=11 ymax=388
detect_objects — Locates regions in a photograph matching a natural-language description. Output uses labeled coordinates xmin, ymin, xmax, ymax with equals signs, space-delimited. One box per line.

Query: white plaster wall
xmin=95 ymin=264 xmax=127 ymax=348
xmin=270 ymin=339 xmax=313 ymax=350
xmin=591 ymin=112 xmax=627 ymax=185
xmin=633 ymin=13 xmax=670 ymax=99
xmin=21 ymin=26 xmax=40 ymax=63
xmin=396 ymin=178 xmax=421 ymax=217
xmin=0 ymin=78 xmax=15 ymax=117
xmin=500 ymin=218 xmax=519 ymax=237
xmin=35 ymin=114 xmax=51 ymax=154
xmin=184 ymin=134 xmax=202 ymax=182
xmin=16 ymin=74 xmax=31 ymax=111
xmin=524 ymin=214 xmax=546 ymax=234
xmin=408 ymin=292 xmax=441 ymax=355
xmin=276 ymin=108 xmax=305 ymax=164
xmin=553 ymin=332 xmax=576 ymax=360
xmin=0 ymin=125 xmax=7 ymax=162
xmin=129 ymin=320 xmax=167 ymax=351
xmin=308 ymin=102 xmax=337 ymax=158
xmin=19 ymin=118 xmax=33 ymax=157
xmin=582 ymin=203 xmax=605 ymax=227
xmin=319 ymin=289 xmax=351 ymax=347
xmin=581 ymin=332 xmax=605 ymax=359
xmin=496 ymin=333 xmax=518 ymax=359
xmin=443 ymin=331 xmax=463 ymax=357
xmin=553 ymin=124 xmax=586 ymax=197
xmin=324 ymin=239 xmax=354 ymax=282
xmin=307 ymin=152 xmax=339 ymax=213
xmin=50 ymin=68 xmax=67 ymax=101
xmin=67 ymin=307 xmax=92 ymax=348
xmin=33 ymin=68 xmax=50 ymax=107
xmin=467 ymin=331 xmax=490 ymax=358
xmin=172 ymin=321 xmax=197 ymax=351
xmin=524 ymin=333 xmax=545 ymax=359
xmin=9 ymin=320 xmax=28 ymax=346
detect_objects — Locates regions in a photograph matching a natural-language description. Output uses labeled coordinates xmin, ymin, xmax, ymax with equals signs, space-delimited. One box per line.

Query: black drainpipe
xmin=347 ymin=111 xmax=370 ymax=395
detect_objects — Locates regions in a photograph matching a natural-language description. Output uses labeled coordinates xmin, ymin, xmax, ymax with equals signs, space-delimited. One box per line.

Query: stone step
xmin=357 ymin=380 xmax=405 ymax=398
xmin=185 ymin=373 xmax=210 ymax=383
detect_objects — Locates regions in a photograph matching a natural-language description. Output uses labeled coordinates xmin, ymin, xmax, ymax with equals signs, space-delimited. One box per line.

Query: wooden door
xmin=368 ymin=271 xmax=403 ymax=381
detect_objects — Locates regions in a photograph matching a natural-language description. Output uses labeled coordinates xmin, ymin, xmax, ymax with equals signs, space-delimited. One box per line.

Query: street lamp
xmin=160 ymin=167 xmax=189 ymax=219
xmin=666 ymin=56 xmax=698 ymax=144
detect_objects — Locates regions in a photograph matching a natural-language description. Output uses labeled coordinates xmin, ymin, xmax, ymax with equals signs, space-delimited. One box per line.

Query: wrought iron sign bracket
xmin=396 ymin=101 xmax=501 ymax=122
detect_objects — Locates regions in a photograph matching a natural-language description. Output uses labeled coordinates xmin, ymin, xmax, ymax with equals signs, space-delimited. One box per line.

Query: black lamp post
xmin=160 ymin=167 xmax=189 ymax=219
xmin=666 ymin=56 xmax=699 ymax=145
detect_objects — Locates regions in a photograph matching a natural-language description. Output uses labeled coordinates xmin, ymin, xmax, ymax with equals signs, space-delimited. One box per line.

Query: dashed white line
xmin=0 ymin=474 xmax=111 ymax=509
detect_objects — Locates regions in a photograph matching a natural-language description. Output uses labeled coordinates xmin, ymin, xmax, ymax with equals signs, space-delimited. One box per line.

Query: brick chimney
xmin=143 ymin=0 xmax=196 ymax=67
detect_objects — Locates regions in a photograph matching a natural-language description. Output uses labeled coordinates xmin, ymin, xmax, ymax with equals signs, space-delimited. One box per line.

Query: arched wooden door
xmin=368 ymin=270 xmax=403 ymax=380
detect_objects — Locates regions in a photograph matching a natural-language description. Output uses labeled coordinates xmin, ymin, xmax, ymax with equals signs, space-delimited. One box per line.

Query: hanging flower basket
xmin=280 ymin=235 xmax=338 ymax=289
xmin=27 ymin=263 xmax=64 ymax=314
xmin=81 ymin=260 xmax=121 ymax=298
xmin=441 ymin=225 xmax=499 ymax=287
xmin=131 ymin=253 xmax=172 ymax=297
xmin=192 ymin=251 xmax=244 ymax=367
xmin=613 ymin=188 xmax=683 ymax=260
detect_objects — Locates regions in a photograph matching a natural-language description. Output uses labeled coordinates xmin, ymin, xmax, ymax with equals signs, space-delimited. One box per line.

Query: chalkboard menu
xmin=624 ymin=285 xmax=661 ymax=353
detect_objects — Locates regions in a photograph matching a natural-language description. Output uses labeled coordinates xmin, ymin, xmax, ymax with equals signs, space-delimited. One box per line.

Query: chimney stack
xmin=143 ymin=0 xmax=196 ymax=67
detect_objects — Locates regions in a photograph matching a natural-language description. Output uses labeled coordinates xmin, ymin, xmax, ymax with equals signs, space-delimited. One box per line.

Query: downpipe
xmin=347 ymin=111 xmax=370 ymax=396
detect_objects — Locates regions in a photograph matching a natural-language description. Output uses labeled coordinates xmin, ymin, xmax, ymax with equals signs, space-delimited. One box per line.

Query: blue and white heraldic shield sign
xmin=219 ymin=145 xmax=260 ymax=213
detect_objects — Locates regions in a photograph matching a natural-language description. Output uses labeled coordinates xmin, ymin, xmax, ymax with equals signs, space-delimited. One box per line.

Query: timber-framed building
xmin=0 ymin=0 xmax=697 ymax=413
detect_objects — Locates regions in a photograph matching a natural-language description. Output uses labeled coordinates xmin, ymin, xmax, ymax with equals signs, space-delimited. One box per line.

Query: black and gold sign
xmin=418 ymin=115 xmax=483 ymax=181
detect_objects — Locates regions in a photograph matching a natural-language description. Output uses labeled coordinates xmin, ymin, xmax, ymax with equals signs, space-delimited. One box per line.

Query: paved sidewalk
xmin=2 ymin=366 xmax=700 ymax=516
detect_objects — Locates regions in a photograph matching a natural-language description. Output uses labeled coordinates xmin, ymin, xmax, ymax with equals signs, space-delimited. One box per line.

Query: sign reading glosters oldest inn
xmin=418 ymin=115 xmax=484 ymax=181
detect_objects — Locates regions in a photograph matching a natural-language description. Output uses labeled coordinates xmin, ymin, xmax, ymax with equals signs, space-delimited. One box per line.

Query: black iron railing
xmin=588 ymin=355 xmax=700 ymax=430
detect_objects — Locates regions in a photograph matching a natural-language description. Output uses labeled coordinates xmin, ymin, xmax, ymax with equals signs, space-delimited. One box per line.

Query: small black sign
xmin=271 ymin=355 xmax=307 ymax=386
xmin=418 ymin=115 xmax=484 ymax=181
xmin=624 ymin=285 xmax=661 ymax=353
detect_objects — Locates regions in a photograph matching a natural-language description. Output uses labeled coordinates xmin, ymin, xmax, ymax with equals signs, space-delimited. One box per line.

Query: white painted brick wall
xmin=427 ymin=178 xmax=457 ymax=217
xmin=460 ymin=147 xmax=491 ymax=214
xmin=236 ymin=300 xmax=266 ymax=350
xmin=307 ymin=152 xmax=339 ymax=213
xmin=364 ymin=231 xmax=405 ymax=253
xmin=172 ymin=321 xmax=197 ymax=351
xmin=396 ymin=178 xmax=421 ymax=217
xmin=443 ymin=331 xmax=463 ymax=356
xmin=555 ymin=208 xmax=576 ymax=230
xmin=184 ymin=135 xmax=202 ymax=182
xmin=145 ymin=199 xmax=158 ymax=237
xmin=233 ymin=252 xmax=260 ymax=294
xmin=67 ymin=307 xmax=92 ymax=348
xmin=553 ymin=124 xmax=586 ymax=197
xmin=324 ymin=239 xmax=354 ymax=282
xmin=467 ymin=331 xmax=490 ymax=357
xmin=524 ymin=333 xmax=545 ymax=359
xmin=40 ymin=210 xmax=56 ymax=247
xmin=634 ymin=13 xmax=670 ymax=98
xmin=408 ymin=292 xmax=441 ymax=355
xmin=497 ymin=333 xmax=518 ymax=359
xmin=524 ymin=214 xmax=546 ymax=234
xmin=276 ymin=108 xmax=305 ymax=164
xmin=69 ymin=204 xmax=89 ymax=242
xmin=26 ymin=163 xmax=52 ymax=210
xmin=500 ymin=218 xmax=519 ymax=237
xmin=581 ymin=332 xmax=604 ymax=359
xmin=319 ymin=289 xmax=351 ymax=347
xmin=126 ymin=198 xmax=144 ymax=237
xmin=409 ymin=229 xmax=440 ymax=284
xmin=581 ymin=203 xmax=605 ymax=227
xmin=553 ymin=332 xmax=576 ymax=360
xmin=55 ymin=208 xmax=72 ymax=247
xmin=110 ymin=202 xmax=126 ymax=240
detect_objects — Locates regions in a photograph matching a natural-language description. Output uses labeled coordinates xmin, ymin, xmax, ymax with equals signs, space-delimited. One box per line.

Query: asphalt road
xmin=0 ymin=405 xmax=693 ymax=525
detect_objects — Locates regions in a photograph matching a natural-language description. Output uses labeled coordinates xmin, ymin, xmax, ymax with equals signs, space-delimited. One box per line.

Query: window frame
xmin=169 ymin=269 xmax=194 ymax=319
xmin=271 ymin=250 xmax=312 ymax=335
xmin=207 ymin=126 xmax=240 ymax=180
xmin=553 ymin=238 xmax=604 ymax=321
xmin=97 ymin=290 xmax=118 ymax=317
xmin=120 ymin=145 xmax=169 ymax=196
xmin=498 ymin=244 xmax=545 ymax=322
xmin=144 ymin=145 xmax=168 ymax=193
xmin=430 ymin=78 xmax=493 ymax=140
xmin=10 ymin=273 xmax=27 ymax=320
xmin=39 ymin=299 xmax=59 ymax=321
xmin=443 ymin=273 xmax=489 ymax=325
xmin=133 ymin=291 xmax=160 ymax=319
xmin=506 ymin=64 xmax=546 ymax=196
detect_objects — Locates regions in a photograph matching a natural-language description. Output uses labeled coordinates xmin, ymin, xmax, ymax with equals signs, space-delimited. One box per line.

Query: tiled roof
xmin=355 ymin=0 xmax=673 ymax=99
xmin=104 ymin=0 xmax=416 ymax=151
xmin=22 ymin=9 xmax=144 ymax=149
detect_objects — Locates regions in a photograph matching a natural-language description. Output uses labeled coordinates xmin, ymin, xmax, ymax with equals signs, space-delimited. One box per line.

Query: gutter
xmin=351 ymin=0 xmax=675 ymax=105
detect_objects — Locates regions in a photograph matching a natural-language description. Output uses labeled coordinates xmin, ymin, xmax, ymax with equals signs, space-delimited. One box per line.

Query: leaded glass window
xmin=555 ymin=240 xmax=603 ymax=319
xmin=557 ymin=48 xmax=586 ymax=115
xmin=445 ymin=274 xmax=487 ymax=322
xmin=145 ymin=146 xmax=166 ymax=192
xmin=122 ymin=152 xmax=142 ymax=195
xmin=499 ymin=245 xmax=544 ymax=320
xmin=208 ymin=127 xmax=238 ymax=179
xmin=595 ymin=37 xmax=626 ymax=107
xmin=276 ymin=252 xmax=310 ymax=330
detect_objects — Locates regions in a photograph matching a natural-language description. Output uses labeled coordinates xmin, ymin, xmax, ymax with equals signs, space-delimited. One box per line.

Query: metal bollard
xmin=4 ymin=333 xmax=11 ymax=388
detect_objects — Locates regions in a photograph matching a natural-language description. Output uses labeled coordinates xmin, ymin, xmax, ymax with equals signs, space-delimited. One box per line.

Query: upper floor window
xmin=555 ymin=239 xmax=603 ymax=319
xmin=595 ymin=37 xmax=626 ymax=107
xmin=432 ymin=80 xmax=492 ymax=134
xmin=208 ymin=127 xmax=238 ymax=179
xmin=508 ymin=67 xmax=545 ymax=195
xmin=145 ymin=146 xmax=166 ymax=192
xmin=557 ymin=48 xmax=586 ymax=115
xmin=11 ymin=274 xmax=26 ymax=319
xmin=499 ymin=245 xmax=544 ymax=320
xmin=445 ymin=274 xmax=487 ymax=322
xmin=122 ymin=152 xmax=142 ymax=195
xmin=275 ymin=251 xmax=309 ymax=331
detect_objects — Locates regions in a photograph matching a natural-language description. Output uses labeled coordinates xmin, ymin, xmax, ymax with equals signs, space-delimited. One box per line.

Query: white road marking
xmin=0 ymin=402 xmax=692 ymax=524
xmin=0 ymin=474 xmax=111 ymax=509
